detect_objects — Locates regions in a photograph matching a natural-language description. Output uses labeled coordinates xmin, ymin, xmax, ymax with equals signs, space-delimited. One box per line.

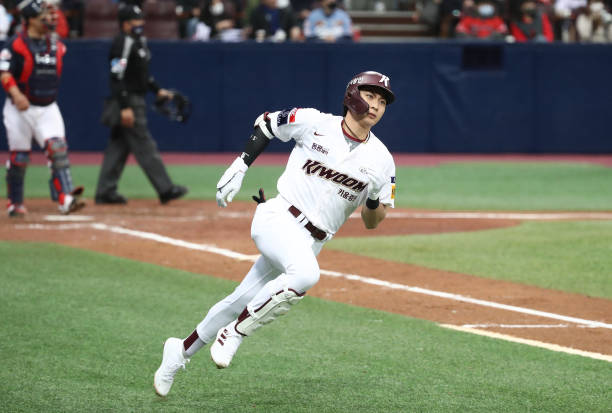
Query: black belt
xmin=288 ymin=205 xmax=327 ymax=241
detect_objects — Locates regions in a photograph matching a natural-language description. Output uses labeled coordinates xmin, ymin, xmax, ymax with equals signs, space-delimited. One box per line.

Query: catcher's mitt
xmin=153 ymin=90 xmax=192 ymax=123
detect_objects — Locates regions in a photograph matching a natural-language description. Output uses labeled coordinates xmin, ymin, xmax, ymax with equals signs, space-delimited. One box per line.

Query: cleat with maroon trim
xmin=210 ymin=321 xmax=243 ymax=369
xmin=7 ymin=203 xmax=27 ymax=218
xmin=154 ymin=337 xmax=190 ymax=397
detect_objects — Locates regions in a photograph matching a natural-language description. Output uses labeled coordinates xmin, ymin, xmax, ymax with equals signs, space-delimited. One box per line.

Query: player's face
xmin=357 ymin=89 xmax=387 ymax=127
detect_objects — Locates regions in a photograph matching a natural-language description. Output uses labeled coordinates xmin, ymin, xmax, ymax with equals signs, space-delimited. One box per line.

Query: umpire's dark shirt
xmin=109 ymin=32 xmax=160 ymax=109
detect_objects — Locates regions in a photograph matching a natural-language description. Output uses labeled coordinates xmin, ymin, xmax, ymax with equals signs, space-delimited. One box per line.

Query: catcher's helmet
xmin=17 ymin=0 xmax=44 ymax=18
xmin=343 ymin=71 xmax=395 ymax=115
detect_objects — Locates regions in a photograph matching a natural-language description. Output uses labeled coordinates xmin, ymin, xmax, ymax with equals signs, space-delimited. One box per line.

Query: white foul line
xmin=17 ymin=221 xmax=612 ymax=361
xmin=441 ymin=324 xmax=612 ymax=362
xmin=378 ymin=211 xmax=612 ymax=220
xmin=20 ymin=222 xmax=612 ymax=330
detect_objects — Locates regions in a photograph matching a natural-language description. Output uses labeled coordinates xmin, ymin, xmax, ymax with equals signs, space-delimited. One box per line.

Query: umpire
xmin=95 ymin=3 xmax=188 ymax=205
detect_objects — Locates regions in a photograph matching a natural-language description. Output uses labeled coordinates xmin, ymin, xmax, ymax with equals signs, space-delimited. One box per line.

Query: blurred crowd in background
xmin=0 ymin=0 xmax=610 ymax=43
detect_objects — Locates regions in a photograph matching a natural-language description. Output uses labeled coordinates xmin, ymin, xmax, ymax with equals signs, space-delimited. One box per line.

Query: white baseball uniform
xmin=195 ymin=107 xmax=396 ymax=343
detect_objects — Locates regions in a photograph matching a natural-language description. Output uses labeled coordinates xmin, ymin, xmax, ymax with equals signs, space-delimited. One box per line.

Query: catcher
xmin=1 ymin=0 xmax=85 ymax=217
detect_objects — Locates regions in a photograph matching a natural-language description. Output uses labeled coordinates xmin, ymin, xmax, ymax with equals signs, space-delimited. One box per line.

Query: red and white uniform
xmin=1 ymin=32 xmax=66 ymax=150
xmin=195 ymin=108 xmax=396 ymax=343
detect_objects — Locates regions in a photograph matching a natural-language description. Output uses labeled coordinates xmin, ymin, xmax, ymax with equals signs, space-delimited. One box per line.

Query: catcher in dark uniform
xmin=95 ymin=3 xmax=188 ymax=205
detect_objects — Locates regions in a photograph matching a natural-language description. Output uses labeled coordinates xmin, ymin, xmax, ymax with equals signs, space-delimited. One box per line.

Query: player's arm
xmin=0 ymin=46 xmax=28 ymax=111
xmin=1 ymin=72 xmax=28 ymax=110
xmin=361 ymin=164 xmax=395 ymax=229
xmin=109 ymin=36 xmax=134 ymax=127
xmin=215 ymin=112 xmax=275 ymax=207
xmin=361 ymin=200 xmax=387 ymax=229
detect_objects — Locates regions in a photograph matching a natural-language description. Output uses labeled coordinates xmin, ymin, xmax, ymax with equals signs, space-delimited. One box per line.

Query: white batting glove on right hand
xmin=216 ymin=157 xmax=248 ymax=207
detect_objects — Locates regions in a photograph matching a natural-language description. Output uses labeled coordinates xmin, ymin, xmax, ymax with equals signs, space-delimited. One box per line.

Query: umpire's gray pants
xmin=95 ymin=94 xmax=173 ymax=198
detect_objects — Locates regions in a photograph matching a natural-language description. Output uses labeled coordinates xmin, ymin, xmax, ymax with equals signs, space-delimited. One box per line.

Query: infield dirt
xmin=3 ymin=198 xmax=611 ymax=358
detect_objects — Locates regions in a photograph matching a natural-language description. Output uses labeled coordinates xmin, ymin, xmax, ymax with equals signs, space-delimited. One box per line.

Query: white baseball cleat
xmin=58 ymin=193 xmax=85 ymax=215
xmin=210 ymin=321 xmax=244 ymax=369
xmin=154 ymin=337 xmax=190 ymax=397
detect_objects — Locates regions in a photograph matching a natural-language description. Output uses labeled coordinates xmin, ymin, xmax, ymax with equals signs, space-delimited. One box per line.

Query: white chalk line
xmin=380 ymin=211 xmax=612 ymax=220
xmin=441 ymin=324 xmax=612 ymax=362
xmin=15 ymin=221 xmax=612 ymax=360
xmin=20 ymin=221 xmax=612 ymax=330
xmin=461 ymin=323 xmax=577 ymax=329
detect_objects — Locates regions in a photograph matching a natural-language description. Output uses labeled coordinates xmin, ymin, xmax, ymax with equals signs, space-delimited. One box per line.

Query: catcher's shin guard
xmin=234 ymin=288 xmax=304 ymax=336
xmin=6 ymin=151 xmax=30 ymax=205
xmin=45 ymin=137 xmax=74 ymax=201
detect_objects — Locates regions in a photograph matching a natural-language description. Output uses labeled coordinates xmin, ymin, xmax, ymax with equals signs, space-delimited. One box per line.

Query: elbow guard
xmin=253 ymin=112 xmax=275 ymax=139
xmin=241 ymin=112 xmax=275 ymax=166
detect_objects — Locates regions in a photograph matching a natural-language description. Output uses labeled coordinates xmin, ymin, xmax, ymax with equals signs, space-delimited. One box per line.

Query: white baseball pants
xmin=196 ymin=196 xmax=325 ymax=343
xmin=3 ymin=99 xmax=65 ymax=150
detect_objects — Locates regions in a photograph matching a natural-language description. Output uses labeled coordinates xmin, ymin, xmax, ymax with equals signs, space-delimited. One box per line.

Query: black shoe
xmin=95 ymin=192 xmax=128 ymax=205
xmin=159 ymin=185 xmax=188 ymax=204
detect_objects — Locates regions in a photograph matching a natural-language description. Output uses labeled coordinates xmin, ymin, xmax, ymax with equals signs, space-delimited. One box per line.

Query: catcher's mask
xmin=343 ymin=71 xmax=395 ymax=116
xmin=153 ymin=90 xmax=192 ymax=123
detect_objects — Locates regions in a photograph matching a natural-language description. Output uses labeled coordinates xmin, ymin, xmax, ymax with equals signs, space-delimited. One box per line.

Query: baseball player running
xmin=154 ymin=71 xmax=396 ymax=397
xmin=2 ymin=0 xmax=84 ymax=217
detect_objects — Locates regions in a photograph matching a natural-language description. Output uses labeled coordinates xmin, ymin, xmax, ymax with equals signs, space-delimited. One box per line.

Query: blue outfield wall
xmin=1 ymin=41 xmax=611 ymax=154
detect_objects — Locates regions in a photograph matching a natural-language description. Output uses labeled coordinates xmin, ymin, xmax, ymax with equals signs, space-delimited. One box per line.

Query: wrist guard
xmin=366 ymin=197 xmax=380 ymax=210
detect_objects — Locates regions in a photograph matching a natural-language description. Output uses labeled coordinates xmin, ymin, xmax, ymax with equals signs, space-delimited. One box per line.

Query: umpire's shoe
xmin=154 ymin=337 xmax=190 ymax=397
xmin=159 ymin=185 xmax=188 ymax=204
xmin=7 ymin=203 xmax=27 ymax=218
xmin=95 ymin=192 xmax=128 ymax=205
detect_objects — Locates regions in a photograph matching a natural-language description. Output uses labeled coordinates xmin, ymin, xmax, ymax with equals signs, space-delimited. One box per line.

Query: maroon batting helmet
xmin=343 ymin=71 xmax=395 ymax=115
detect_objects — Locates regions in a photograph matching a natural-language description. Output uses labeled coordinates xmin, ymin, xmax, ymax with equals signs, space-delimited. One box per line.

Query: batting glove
xmin=216 ymin=157 xmax=248 ymax=207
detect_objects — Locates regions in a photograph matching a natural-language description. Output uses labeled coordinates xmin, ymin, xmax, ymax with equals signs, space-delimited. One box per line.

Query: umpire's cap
xmin=118 ymin=3 xmax=144 ymax=22
xmin=17 ymin=0 xmax=44 ymax=18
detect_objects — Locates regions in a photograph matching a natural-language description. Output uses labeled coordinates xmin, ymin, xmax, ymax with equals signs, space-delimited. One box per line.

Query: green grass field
xmin=20 ymin=162 xmax=612 ymax=210
xmin=3 ymin=162 xmax=611 ymax=412
xmin=1 ymin=242 xmax=610 ymax=413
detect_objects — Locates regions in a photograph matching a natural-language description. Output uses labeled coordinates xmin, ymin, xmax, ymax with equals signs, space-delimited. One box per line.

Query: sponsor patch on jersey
xmin=391 ymin=176 xmax=395 ymax=183
xmin=289 ymin=108 xmax=298 ymax=123
xmin=110 ymin=58 xmax=127 ymax=74
xmin=277 ymin=109 xmax=292 ymax=126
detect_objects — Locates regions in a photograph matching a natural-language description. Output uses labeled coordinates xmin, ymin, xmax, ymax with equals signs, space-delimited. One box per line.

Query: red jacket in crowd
xmin=455 ymin=16 xmax=508 ymax=39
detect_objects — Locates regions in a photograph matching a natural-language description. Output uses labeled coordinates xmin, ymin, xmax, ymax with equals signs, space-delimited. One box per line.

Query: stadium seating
xmin=83 ymin=0 xmax=178 ymax=39
xmin=143 ymin=0 xmax=179 ymax=39
xmin=83 ymin=0 xmax=119 ymax=39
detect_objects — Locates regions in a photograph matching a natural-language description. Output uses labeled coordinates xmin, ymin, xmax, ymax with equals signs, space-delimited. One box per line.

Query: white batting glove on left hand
xmin=216 ymin=157 xmax=248 ymax=207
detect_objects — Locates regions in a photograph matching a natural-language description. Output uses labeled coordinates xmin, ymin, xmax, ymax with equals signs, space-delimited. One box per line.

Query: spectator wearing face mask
xmin=303 ymin=0 xmax=352 ymax=42
xmin=454 ymin=0 xmax=508 ymax=39
xmin=509 ymin=0 xmax=554 ymax=42
xmin=576 ymin=0 xmax=612 ymax=41
xmin=199 ymin=0 xmax=238 ymax=40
